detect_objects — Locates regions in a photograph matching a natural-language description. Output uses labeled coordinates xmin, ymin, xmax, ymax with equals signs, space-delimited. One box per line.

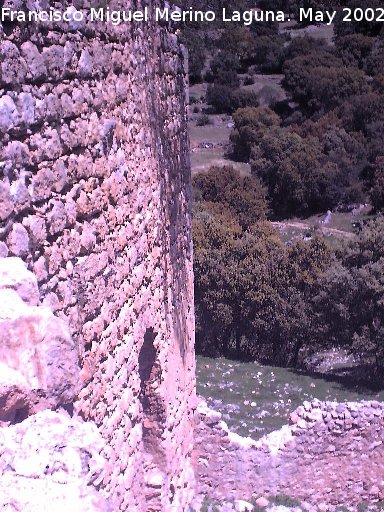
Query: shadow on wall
xmin=147 ymin=36 xmax=192 ymax=365
xmin=138 ymin=328 xmax=166 ymax=469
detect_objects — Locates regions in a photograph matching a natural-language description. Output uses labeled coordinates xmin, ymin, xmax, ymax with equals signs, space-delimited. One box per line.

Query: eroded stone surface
xmin=0 ymin=258 xmax=80 ymax=422
xmin=0 ymin=256 xmax=39 ymax=305
xmin=0 ymin=410 xmax=110 ymax=512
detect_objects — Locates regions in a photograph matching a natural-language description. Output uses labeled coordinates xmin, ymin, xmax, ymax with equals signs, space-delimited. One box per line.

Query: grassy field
xmin=196 ymin=356 xmax=384 ymax=441
xmin=189 ymin=112 xmax=251 ymax=175
xmin=191 ymin=147 xmax=251 ymax=176
xmin=272 ymin=206 xmax=373 ymax=242
xmin=189 ymin=82 xmax=207 ymax=102
xmin=280 ymin=21 xmax=335 ymax=44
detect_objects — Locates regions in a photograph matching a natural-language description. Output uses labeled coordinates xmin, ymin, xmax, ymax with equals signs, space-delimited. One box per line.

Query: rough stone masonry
xmin=3 ymin=1 xmax=384 ymax=512
xmin=0 ymin=1 xmax=196 ymax=510
xmin=194 ymin=399 xmax=384 ymax=510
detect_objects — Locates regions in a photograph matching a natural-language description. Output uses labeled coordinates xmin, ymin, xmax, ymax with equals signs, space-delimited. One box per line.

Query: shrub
xmin=250 ymin=127 xmax=341 ymax=217
xmin=232 ymin=89 xmax=260 ymax=110
xmin=196 ymin=114 xmax=211 ymax=126
xmin=313 ymin=218 xmax=384 ymax=379
xmin=179 ymin=27 xmax=206 ymax=84
xmin=244 ymin=75 xmax=254 ymax=86
xmin=249 ymin=35 xmax=285 ymax=73
xmin=283 ymin=53 xmax=368 ymax=111
xmin=193 ymin=204 xmax=331 ymax=362
xmin=206 ymin=84 xmax=236 ymax=114
xmin=284 ymin=35 xmax=328 ymax=60
xmin=207 ymin=51 xmax=241 ymax=85
xmin=335 ymin=34 xmax=373 ymax=69
xmin=217 ymin=25 xmax=255 ymax=63
xmin=192 ymin=165 xmax=268 ymax=228
xmin=257 ymin=84 xmax=282 ymax=106
xmin=230 ymin=106 xmax=280 ymax=161
xmin=370 ymin=157 xmax=384 ymax=211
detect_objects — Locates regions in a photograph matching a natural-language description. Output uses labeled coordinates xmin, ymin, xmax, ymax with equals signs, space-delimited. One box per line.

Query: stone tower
xmin=0 ymin=1 xmax=196 ymax=510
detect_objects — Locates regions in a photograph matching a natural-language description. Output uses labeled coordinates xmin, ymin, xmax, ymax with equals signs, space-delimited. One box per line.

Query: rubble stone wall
xmin=194 ymin=400 xmax=384 ymax=509
xmin=0 ymin=2 xmax=195 ymax=510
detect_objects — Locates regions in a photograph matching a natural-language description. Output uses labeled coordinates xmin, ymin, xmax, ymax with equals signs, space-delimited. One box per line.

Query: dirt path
xmin=272 ymin=221 xmax=355 ymax=239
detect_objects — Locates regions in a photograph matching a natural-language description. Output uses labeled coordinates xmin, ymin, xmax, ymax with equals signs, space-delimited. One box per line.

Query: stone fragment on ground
xmin=256 ymin=497 xmax=270 ymax=507
xmin=234 ymin=499 xmax=254 ymax=511
xmin=0 ymin=410 xmax=109 ymax=511
xmin=266 ymin=507 xmax=302 ymax=512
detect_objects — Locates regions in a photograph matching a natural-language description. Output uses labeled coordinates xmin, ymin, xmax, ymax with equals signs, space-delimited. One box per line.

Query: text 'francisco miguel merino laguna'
xmin=0 ymin=7 xmax=290 ymax=26
xmin=2 ymin=6 xmax=366 ymax=26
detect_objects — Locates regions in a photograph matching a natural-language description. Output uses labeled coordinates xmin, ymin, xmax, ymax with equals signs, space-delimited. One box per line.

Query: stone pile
xmin=290 ymin=399 xmax=384 ymax=433
xmin=0 ymin=410 xmax=109 ymax=512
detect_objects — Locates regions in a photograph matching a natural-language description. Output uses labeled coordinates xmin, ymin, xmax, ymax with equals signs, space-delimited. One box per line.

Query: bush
xmin=313 ymin=218 xmax=384 ymax=379
xmin=244 ymin=75 xmax=254 ymax=86
xmin=251 ymin=35 xmax=285 ymax=73
xmin=284 ymin=35 xmax=328 ymax=60
xmin=192 ymin=165 xmax=268 ymax=228
xmin=336 ymin=34 xmax=373 ymax=69
xmin=206 ymin=84 xmax=236 ymax=114
xmin=232 ymin=89 xmax=260 ymax=110
xmin=217 ymin=26 xmax=255 ymax=63
xmin=363 ymin=42 xmax=384 ymax=77
xmin=283 ymin=53 xmax=368 ymax=111
xmin=179 ymin=27 xmax=206 ymax=84
xmin=370 ymin=157 xmax=384 ymax=211
xmin=251 ymin=127 xmax=341 ymax=217
xmin=206 ymin=51 xmax=241 ymax=85
xmin=257 ymin=84 xmax=282 ymax=106
xmin=196 ymin=114 xmax=211 ymax=126
xmin=230 ymin=106 xmax=280 ymax=161
xmin=193 ymin=205 xmax=331 ymax=362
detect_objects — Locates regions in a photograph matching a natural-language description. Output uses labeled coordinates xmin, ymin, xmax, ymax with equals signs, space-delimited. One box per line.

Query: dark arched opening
xmin=138 ymin=328 xmax=166 ymax=466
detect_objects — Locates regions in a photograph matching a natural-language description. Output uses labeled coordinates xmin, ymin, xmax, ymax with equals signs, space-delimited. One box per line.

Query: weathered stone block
xmin=0 ymin=41 xmax=27 ymax=85
xmin=0 ymin=258 xmax=80 ymax=421
xmin=6 ymin=223 xmax=30 ymax=257
xmin=0 ymin=257 xmax=39 ymax=305
xmin=0 ymin=95 xmax=19 ymax=132
xmin=0 ymin=410 xmax=110 ymax=511
xmin=21 ymin=41 xmax=47 ymax=81
xmin=0 ymin=180 xmax=13 ymax=221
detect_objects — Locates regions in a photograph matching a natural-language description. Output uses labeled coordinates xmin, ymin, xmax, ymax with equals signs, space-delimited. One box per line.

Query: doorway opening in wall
xmin=138 ymin=328 xmax=166 ymax=468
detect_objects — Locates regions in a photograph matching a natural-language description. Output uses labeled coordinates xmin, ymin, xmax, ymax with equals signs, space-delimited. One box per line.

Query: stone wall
xmin=0 ymin=2 xmax=196 ymax=511
xmin=194 ymin=400 xmax=384 ymax=510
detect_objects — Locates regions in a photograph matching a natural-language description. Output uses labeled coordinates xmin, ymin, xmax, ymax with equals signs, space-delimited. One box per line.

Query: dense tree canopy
xmin=193 ymin=166 xmax=268 ymax=228
xmin=186 ymin=0 xmax=384 ymax=384
xmin=250 ymin=128 xmax=341 ymax=217
xmin=193 ymin=180 xmax=331 ymax=363
xmin=312 ymin=218 xmax=384 ymax=379
xmin=230 ymin=107 xmax=280 ymax=161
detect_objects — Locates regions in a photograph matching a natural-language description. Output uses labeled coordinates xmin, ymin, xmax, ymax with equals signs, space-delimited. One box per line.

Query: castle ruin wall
xmin=195 ymin=399 xmax=384 ymax=509
xmin=0 ymin=2 xmax=196 ymax=510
